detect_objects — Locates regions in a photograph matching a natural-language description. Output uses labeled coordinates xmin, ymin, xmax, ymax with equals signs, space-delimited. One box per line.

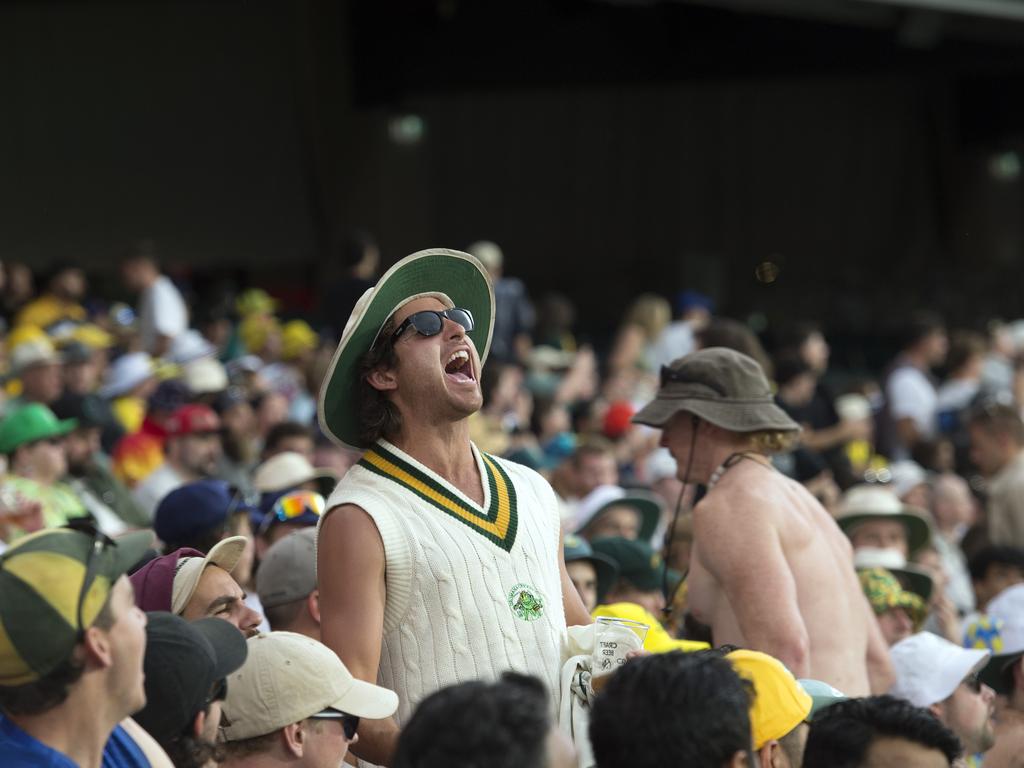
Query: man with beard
xmin=133 ymin=404 xmax=222 ymax=520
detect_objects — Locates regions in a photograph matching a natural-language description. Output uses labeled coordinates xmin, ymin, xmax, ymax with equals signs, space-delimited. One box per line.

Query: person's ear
xmin=928 ymin=701 xmax=945 ymax=720
xmin=81 ymin=625 xmax=114 ymax=671
xmin=367 ymin=367 xmax=398 ymax=392
xmin=308 ymin=589 xmax=321 ymax=624
xmin=282 ymin=721 xmax=305 ymax=757
xmin=192 ymin=709 xmax=207 ymax=739
xmin=759 ymin=741 xmax=782 ymax=768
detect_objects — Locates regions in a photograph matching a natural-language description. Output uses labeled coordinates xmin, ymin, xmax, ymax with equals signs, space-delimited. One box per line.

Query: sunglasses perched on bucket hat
xmin=390 ymin=308 xmax=475 ymax=344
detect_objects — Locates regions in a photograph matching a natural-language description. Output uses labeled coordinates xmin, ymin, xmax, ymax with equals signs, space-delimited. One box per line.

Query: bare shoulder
xmin=319 ymin=503 xmax=385 ymax=561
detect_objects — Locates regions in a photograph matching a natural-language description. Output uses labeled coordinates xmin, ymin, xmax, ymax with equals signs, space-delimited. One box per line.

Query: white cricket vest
xmin=320 ymin=439 xmax=567 ymax=729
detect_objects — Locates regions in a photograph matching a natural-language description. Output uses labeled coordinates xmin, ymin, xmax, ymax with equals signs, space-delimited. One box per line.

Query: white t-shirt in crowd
xmin=139 ymin=275 xmax=188 ymax=353
xmin=651 ymin=320 xmax=696 ymax=370
xmin=887 ymin=365 xmax=937 ymax=439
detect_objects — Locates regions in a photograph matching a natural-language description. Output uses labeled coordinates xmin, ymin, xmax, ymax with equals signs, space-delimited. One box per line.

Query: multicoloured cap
xmin=0 ymin=527 xmax=152 ymax=685
xmin=858 ymin=567 xmax=927 ymax=628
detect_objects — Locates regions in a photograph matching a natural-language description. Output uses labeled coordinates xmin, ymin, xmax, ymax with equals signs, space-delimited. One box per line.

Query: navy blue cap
xmin=154 ymin=480 xmax=255 ymax=549
xmin=674 ymin=290 xmax=714 ymax=315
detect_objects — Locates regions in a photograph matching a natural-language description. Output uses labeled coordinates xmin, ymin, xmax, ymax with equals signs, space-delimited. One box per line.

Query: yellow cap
xmin=7 ymin=325 xmax=48 ymax=350
xmin=727 ymin=649 xmax=812 ymax=749
xmin=239 ymin=313 xmax=280 ymax=355
xmin=69 ymin=323 xmax=115 ymax=350
xmin=592 ymin=602 xmax=710 ymax=653
xmin=281 ymin=320 xmax=317 ymax=361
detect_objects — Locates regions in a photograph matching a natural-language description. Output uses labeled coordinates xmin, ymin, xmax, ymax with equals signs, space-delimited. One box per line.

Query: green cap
xmin=317 ymin=249 xmax=495 ymax=450
xmin=0 ymin=527 xmax=152 ymax=685
xmin=798 ymin=679 xmax=848 ymax=720
xmin=0 ymin=403 xmax=77 ymax=454
xmin=563 ymin=533 xmax=619 ymax=603
xmin=590 ymin=536 xmax=670 ymax=592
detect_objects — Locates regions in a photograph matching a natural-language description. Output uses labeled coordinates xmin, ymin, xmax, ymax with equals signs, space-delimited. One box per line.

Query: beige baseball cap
xmin=222 ymin=631 xmax=399 ymax=741
xmin=170 ymin=536 xmax=248 ymax=615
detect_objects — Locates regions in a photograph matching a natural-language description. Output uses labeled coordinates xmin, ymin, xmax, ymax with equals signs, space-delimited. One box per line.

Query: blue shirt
xmin=0 ymin=715 xmax=150 ymax=767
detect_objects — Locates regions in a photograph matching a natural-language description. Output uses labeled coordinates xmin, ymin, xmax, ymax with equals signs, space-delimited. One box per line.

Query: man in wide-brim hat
xmin=315 ymin=248 xmax=591 ymax=766
xmin=634 ymin=347 xmax=892 ymax=697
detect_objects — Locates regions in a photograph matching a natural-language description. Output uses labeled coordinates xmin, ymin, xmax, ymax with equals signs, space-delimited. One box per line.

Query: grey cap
xmin=256 ymin=528 xmax=317 ymax=609
xmin=633 ymin=347 xmax=800 ymax=434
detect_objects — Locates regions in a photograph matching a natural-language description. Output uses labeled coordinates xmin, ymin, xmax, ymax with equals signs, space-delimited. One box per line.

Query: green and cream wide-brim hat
xmin=318 ymin=248 xmax=495 ymax=451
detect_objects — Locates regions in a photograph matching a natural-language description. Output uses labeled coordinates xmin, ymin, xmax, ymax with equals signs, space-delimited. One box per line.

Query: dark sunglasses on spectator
xmin=963 ymin=671 xmax=983 ymax=694
xmin=309 ymin=708 xmax=360 ymax=740
xmin=207 ymin=678 xmax=228 ymax=705
xmin=391 ymin=308 xmax=474 ymax=344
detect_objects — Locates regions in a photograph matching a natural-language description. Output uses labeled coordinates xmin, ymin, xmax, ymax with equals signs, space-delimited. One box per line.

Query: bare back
xmin=688 ymin=459 xmax=873 ymax=695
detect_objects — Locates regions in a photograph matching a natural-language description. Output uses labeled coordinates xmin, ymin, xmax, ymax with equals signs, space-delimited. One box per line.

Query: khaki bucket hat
xmin=633 ymin=347 xmax=800 ymax=433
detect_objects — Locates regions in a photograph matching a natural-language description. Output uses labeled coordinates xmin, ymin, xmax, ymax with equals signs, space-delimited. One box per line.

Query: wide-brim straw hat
xmin=837 ymin=484 xmax=933 ymax=556
xmin=633 ymin=347 xmax=800 ymax=433
xmin=318 ymin=249 xmax=494 ymax=450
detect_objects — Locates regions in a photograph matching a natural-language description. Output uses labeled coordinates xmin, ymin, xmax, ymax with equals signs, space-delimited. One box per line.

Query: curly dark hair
xmin=163 ymin=724 xmax=224 ymax=768
xmin=803 ymin=695 xmax=961 ymax=768
xmin=356 ymin=317 xmax=402 ymax=447
xmin=589 ymin=650 xmax=753 ymax=768
xmin=391 ymin=673 xmax=551 ymax=768
xmin=0 ymin=595 xmax=116 ymax=716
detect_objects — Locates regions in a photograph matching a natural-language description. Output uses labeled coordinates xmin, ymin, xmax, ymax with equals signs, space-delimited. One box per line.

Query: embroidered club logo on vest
xmin=357 ymin=444 xmax=519 ymax=552
xmin=508 ymin=583 xmax=545 ymax=622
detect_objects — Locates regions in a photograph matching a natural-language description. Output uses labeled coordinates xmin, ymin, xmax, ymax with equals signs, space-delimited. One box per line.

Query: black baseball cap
xmin=134 ymin=613 xmax=248 ymax=745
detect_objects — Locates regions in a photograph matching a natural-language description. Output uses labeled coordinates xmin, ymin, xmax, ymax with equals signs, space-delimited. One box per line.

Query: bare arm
xmin=862 ymin=592 xmax=895 ymax=694
xmin=318 ymin=504 xmax=401 ymax=766
xmin=559 ymin=526 xmax=594 ymax=627
xmin=696 ymin=495 xmax=810 ymax=677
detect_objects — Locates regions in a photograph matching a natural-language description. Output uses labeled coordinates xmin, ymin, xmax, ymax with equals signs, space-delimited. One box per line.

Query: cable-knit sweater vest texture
xmin=321 ymin=439 xmax=567 ymax=728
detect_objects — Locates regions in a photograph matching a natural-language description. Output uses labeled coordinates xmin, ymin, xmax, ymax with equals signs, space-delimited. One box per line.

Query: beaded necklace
xmin=706 ymin=450 xmax=774 ymax=492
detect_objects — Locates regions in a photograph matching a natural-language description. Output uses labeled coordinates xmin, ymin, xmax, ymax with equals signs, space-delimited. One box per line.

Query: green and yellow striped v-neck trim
xmin=358 ymin=444 xmax=519 ymax=552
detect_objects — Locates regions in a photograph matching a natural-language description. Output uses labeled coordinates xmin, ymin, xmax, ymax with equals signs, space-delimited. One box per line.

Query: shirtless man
xmin=316 ymin=249 xmax=591 ymax=766
xmin=634 ymin=347 xmax=892 ymax=695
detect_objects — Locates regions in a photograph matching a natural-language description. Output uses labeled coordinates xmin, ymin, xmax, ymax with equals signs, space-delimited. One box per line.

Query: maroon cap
xmin=130 ymin=547 xmax=204 ymax=612
xmin=165 ymin=404 xmax=220 ymax=437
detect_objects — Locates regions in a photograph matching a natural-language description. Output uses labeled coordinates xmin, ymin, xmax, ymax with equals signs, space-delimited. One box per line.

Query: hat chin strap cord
xmin=660 ymin=422 xmax=772 ymax=622
xmin=661 ymin=415 xmax=699 ymax=620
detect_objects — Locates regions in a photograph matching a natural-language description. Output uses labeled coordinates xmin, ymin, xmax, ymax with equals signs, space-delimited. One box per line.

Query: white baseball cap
xmin=890 ymin=632 xmax=990 ymax=708
xmin=222 ymin=631 xmax=399 ymax=741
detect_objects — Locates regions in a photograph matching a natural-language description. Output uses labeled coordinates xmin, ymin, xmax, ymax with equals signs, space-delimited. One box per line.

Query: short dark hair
xmin=773 ymin=352 xmax=813 ymax=388
xmin=262 ymin=597 xmax=304 ymax=632
xmin=571 ymin=436 xmax=615 ymax=465
xmin=392 ymin=673 xmax=550 ymax=768
xmin=968 ymin=545 xmax=1024 ymax=582
xmin=803 ymin=695 xmax=961 ymax=768
xmin=356 ymin=317 xmax=402 ymax=448
xmin=946 ymin=331 xmax=988 ymax=375
xmin=0 ymin=595 xmax=116 ymax=716
xmin=264 ymin=421 xmax=314 ymax=454
xmin=589 ymin=651 xmax=753 ymax=768
xmin=967 ymin=402 xmax=1024 ymax=445
xmin=342 ymin=230 xmax=378 ymax=267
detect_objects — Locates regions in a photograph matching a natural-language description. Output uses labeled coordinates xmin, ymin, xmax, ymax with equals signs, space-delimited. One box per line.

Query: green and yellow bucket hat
xmin=858 ymin=567 xmax=928 ymax=629
xmin=0 ymin=527 xmax=152 ymax=686
xmin=318 ymin=249 xmax=494 ymax=450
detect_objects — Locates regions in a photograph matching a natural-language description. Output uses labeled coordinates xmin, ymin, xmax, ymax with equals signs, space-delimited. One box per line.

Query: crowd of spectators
xmin=2 ymin=237 xmax=1024 ymax=767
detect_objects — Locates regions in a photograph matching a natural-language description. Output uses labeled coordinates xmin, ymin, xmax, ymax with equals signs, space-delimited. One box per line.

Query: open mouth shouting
xmin=444 ymin=348 xmax=476 ymax=384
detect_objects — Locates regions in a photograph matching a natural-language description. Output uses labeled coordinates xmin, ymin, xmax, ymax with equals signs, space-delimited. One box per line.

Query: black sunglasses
xmin=310 ymin=708 xmax=360 ymax=740
xmin=207 ymin=678 xmax=228 ymax=705
xmin=66 ymin=520 xmax=115 ymax=639
xmin=390 ymin=308 xmax=474 ymax=344
xmin=963 ymin=671 xmax=983 ymax=694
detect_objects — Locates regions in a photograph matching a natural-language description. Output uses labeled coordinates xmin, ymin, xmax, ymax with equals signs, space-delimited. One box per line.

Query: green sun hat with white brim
xmin=317 ymin=249 xmax=495 ymax=450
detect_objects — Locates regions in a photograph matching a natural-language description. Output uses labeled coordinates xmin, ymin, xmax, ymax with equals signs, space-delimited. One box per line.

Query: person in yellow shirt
xmin=14 ymin=265 xmax=87 ymax=333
